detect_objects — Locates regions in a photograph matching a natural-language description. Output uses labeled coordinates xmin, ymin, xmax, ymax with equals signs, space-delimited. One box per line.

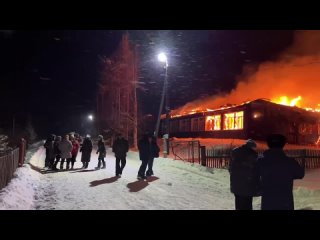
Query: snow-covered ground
xmin=0 ymin=165 xmax=41 ymax=210
xmin=1 ymin=144 xmax=320 ymax=210
xmin=28 ymin=147 xmax=238 ymax=210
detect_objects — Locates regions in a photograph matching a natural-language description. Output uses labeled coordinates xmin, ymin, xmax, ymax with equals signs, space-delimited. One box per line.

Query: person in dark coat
xmin=137 ymin=133 xmax=160 ymax=180
xmin=80 ymin=135 xmax=93 ymax=169
xmin=112 ymin=133 xmax=129 ymax=177
xmin=229 ymin=139 xmax=260 ymax=210
xmin=43 ymin=134 xmax=55 ymax=169
xmin=95 ymin=135 xmax=106 ymax=170
xmin=146 ymin=136 xmax=159 ymax=176
xmin=257 ymin=134 xmax=305 ymax=210
xmin=52 ymin=135 xmax=62 ymax=170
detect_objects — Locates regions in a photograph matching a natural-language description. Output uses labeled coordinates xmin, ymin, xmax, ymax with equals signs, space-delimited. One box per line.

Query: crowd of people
xmin=43 ymin=132 xmax=160 ymax=180
xmin=44 ymin=131 xmax=305 ymax=210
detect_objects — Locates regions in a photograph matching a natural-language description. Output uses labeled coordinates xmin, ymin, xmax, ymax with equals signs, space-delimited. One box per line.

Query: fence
xmin=201 ymin=147 xmax=320 ymax=169
xmin=171 ymin=140 xmax=201 ymax=164
xmin=0 ymin=139 xmax=27 ymax=190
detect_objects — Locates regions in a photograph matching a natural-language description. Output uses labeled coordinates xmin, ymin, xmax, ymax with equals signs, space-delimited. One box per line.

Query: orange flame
xmin=272 ymin=95 xmax=302 ymax=107
xmin=169 ymin=31 xmax=320 ymax=118
xmin=271 ymin=95 xmax=320 ymax=112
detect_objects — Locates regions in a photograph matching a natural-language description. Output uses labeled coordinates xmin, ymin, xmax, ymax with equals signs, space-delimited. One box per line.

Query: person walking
xmin=112 ymin=133 xmax=129 ymax=177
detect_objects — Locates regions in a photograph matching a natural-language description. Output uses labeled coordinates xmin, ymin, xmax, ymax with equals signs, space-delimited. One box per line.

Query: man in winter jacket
xmin=52 ymin=136 xmax=62 ymax=170
xmin=80 ymin=135 xmax=93 ymax=169
xmin=258 ymin=134 xmax=305 ymax=210
xmin=43 ymin=134 xmax=55 ymax=169
xmin=229 ymin=139 xmax=259 ymax=210
xmin=95 ymin=135 xmax=106 ymax=170
xmin=137 ymin=133 xmax=160 ymax=180
xmin=112 ymin=133 xmax=129 ymax=177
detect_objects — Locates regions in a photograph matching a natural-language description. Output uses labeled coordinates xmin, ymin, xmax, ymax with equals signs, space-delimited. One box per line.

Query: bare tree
xmin=97 ymin=33 xmax=138 ymax=148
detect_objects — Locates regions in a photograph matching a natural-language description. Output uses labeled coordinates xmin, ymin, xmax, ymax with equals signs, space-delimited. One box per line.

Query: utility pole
xmin=164 ymin=66 xmax=170 ymax=156
xmin=133 ymin=44 xmax=138 ymax=149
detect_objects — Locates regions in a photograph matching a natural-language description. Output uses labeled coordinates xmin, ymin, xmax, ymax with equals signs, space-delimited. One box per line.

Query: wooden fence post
xmin=302 ymin=149 xmax=306 ymax=170
xmin=200 ymin=146 xmax=206 ymax=166
xmin=18 ymin=138 xmax=26 ymax=167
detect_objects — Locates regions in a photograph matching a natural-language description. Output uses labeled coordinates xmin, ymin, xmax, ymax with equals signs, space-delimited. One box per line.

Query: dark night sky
xmin=0 ymin=30 xmax=294 ymax=136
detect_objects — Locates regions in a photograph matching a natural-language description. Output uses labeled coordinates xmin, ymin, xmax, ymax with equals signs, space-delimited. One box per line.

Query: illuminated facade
xmin=162 ymin=99 xmax=320 ymax=144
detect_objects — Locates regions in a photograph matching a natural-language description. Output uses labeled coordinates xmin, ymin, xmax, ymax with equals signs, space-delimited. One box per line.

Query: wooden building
xmin=161 ymin=99 xmax=320 ymax=144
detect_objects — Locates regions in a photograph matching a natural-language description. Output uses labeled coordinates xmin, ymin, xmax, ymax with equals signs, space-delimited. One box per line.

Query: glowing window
xmin=223 ymin=111 xmax=244 ymax=130
xmin=205 ymin=115 xmax=221 ymax=131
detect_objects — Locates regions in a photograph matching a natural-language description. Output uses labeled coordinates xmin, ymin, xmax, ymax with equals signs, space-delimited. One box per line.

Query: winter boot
xmin=101 ymin=161 xmax=106 ymax=169
xmin=85 ymin=162 xmax=89 ymax=169
xmin=137 ymin=175 xmax=146 ymax=180
xmin=95 ymin=161 xmax=101 ymax=170
xmin=52 ymin=162 xmax=58 ymax=170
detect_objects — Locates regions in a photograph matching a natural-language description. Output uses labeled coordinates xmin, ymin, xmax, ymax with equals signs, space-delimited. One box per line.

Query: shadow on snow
xmin=126 ymin=176 xmax=160 ymax=192
xmin=89 ymin=176 xmax=121 ymax=187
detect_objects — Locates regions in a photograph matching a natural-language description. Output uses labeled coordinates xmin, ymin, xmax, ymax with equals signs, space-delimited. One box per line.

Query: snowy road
xmin=2 ymin=146 xmax=319 ymax=210
xmin=29 ymin=147 xmax=247 ymax=210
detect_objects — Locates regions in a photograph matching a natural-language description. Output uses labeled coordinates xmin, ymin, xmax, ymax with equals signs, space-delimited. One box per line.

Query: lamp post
xmin=154 ymin=53 xmax=170 ymax=158
xmin=88 ymin=114 xmax=94 ymax=121
xmin=86 ymin=114 xmax=94 ymax=136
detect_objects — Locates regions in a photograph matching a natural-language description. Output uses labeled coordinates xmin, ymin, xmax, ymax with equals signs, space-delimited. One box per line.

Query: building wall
xmin=163 ymin=100 xmax=320 ymax=145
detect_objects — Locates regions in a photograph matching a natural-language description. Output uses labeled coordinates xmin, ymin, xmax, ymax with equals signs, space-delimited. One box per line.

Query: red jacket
xmin=71 ymin=140 xmax=80 ymax=157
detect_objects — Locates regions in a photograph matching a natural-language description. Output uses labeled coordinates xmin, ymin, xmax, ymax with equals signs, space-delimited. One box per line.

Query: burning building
xmin=161 ymin=99 xmax=320 ymax=145
xmin=160 ymin=31 xmax=320 ymax=145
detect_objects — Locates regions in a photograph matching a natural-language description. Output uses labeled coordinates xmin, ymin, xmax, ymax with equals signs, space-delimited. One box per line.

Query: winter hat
xmin=245 ymin=139 xmax=257 ymax=148
xmin=98 ymin=135 xmax=103 ymax=139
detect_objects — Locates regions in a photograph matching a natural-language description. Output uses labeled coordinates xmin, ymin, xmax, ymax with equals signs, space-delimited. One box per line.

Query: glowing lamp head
xmin=158 ymin=52 xmax=168 ymax=66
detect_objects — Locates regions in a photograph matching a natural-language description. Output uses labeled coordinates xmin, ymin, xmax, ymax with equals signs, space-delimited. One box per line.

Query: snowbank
xmin=0 ymin=142 xmax=44 ymax=210
xmin=0 ymin=164 xmax=41 ymax=210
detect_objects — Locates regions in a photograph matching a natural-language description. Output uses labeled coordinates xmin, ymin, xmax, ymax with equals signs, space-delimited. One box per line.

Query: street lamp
xmin=157 ymin=53 xmax=168 ymax=67
xmin=88 ymin=114 xmax=94 ymax=121
xmin=155 ymin=52 xmax=170 ymax=158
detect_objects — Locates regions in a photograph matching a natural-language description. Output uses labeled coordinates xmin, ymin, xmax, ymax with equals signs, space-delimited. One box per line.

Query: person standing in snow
xmin=229 ymin=139 xmax=260 ymax=210
xmin=112 ymin=133 xmax=129 ymax=177
xmin=137 ymin=133 xmax=160 ymax=180
xmin=95 ymin=135 xmax=106 ymax=170
xmin=67 ymin=134 xmax=80 ymax=169
xmin=257 ymin=134 xmax=305 ymax=210
xmin=146 ymin=136 xmax=159 ymax=177
xmin=74 ymin=133 xmax=82 ymax=145
xmin=52 ymin=135 xmax=62 ymax=170
xmin=58 ymin=134 xmax=73 ymax=170
xmin=80 ymin=135 xmax=93 ymax=169
xmin=43 ymin=134 xmax=55 ymax=169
